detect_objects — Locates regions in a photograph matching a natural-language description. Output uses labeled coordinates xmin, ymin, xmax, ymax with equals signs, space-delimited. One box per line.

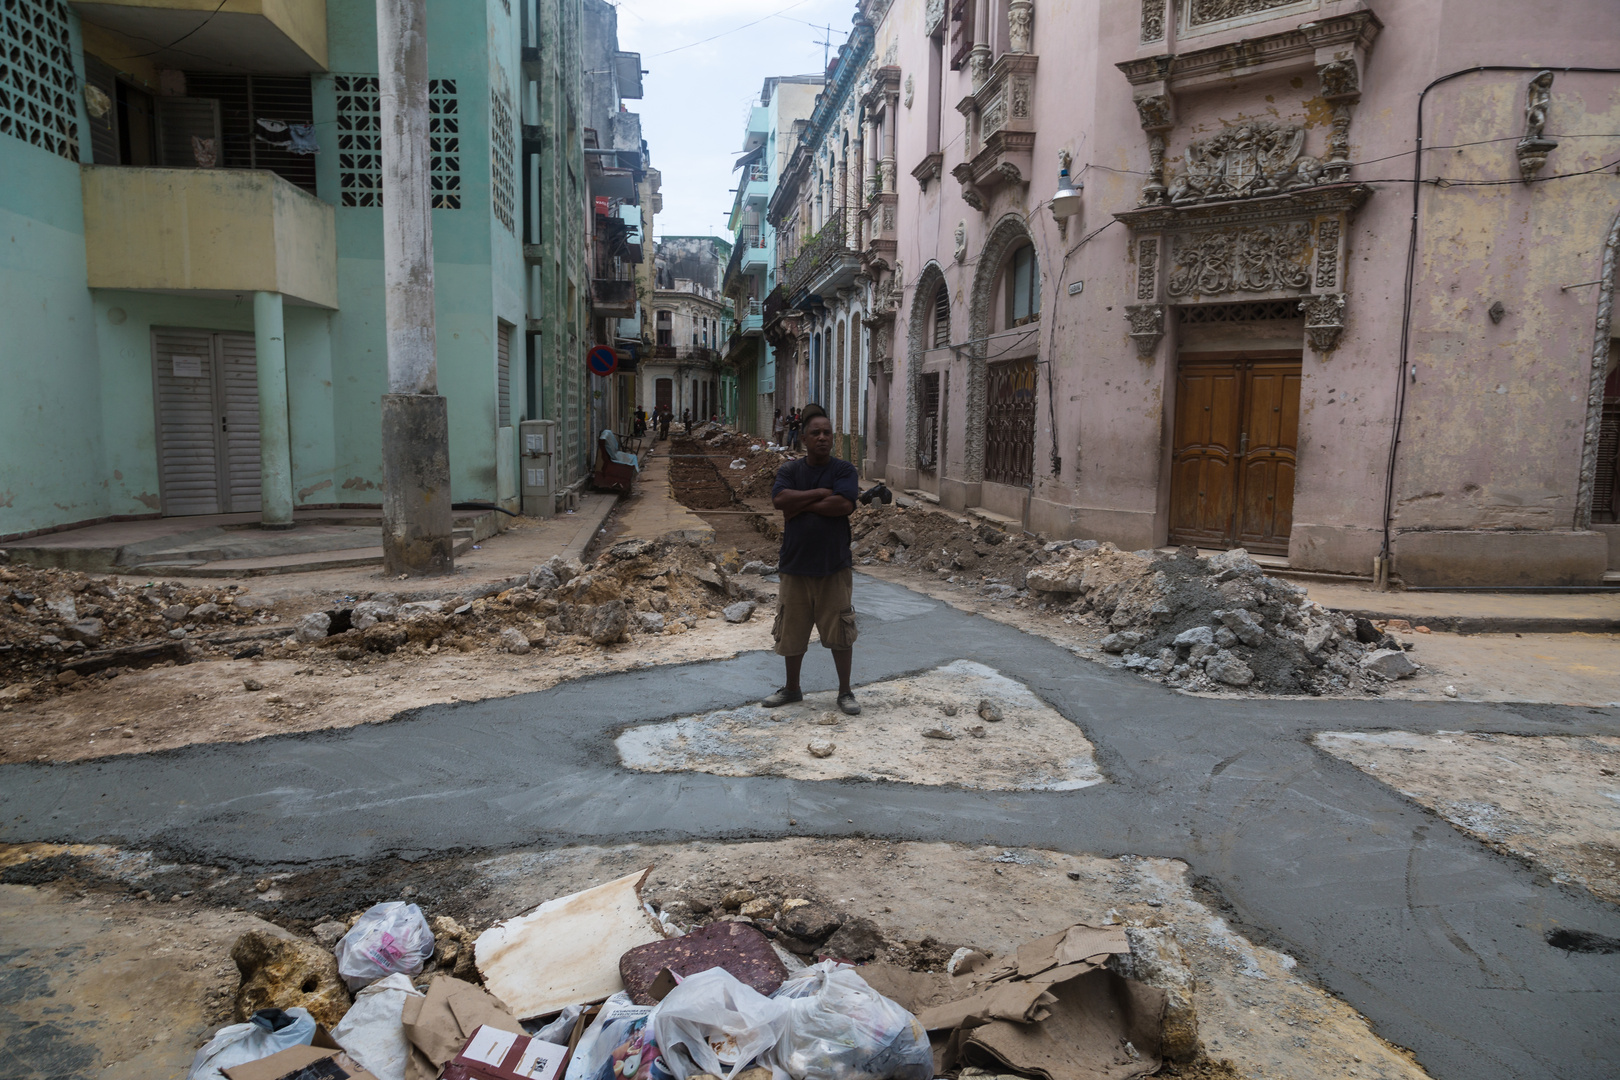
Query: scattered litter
xmin=335 ymin=902 xmax=436 ymax=991
xmin=330 ymin=973 xmax=423 ymax=1080
xmin=563 ymin=991 xmax=669 ymax=1080
xmin=401 ymin=975 xmax=523 ymax=1080
xmin=621 ymin=921 xmax=787 ymax=1004
xmin=651 ymin=968 xmax=789 ymax=1080
xmin=444 ymin=1024 xmax=569 ymax=1080
xmin=188 ymin=1007 xmax=318 ymax=1080
xmin=476 ymin=868 xmax=666 ymax=1020
xmin=765 ymin=961 xmax=932 ymax=1080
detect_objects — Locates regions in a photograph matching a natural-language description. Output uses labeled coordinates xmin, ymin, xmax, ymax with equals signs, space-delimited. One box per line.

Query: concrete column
xmin=252 ymin=291 xmax=295 ymax=529
xmin=377 ymin=0 xmax=454 ymax=575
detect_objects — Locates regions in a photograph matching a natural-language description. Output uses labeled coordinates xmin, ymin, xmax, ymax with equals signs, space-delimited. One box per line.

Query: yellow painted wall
xmin=81 ymin=166 xmax=337 ymax=308
xmin=72 ymin=0 xmax=327 ymax=69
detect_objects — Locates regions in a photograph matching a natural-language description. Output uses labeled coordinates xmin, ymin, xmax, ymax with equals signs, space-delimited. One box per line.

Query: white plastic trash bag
xmin=331 ymin=972 xmax=424 ymax=1080
xmin=650 ymin=968 xmax=790 ymax=1080
xmin=335 ymin=901 xmax=435 ymax=990
xmin=562 ymin=991 xmax=674 ymax=1080
xmin=764 ymin=962 xmax=932 ymax=1080
xmin=188 ymin=1007 xmax=318 ymax=1080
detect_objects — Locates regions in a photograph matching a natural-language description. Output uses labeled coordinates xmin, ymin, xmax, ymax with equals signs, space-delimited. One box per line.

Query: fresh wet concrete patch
xmin=615 ymin=659 xmax=1103 ymax=790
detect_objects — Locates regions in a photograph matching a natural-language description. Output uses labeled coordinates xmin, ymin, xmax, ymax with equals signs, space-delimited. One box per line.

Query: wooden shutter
xmin=497 ymin=321 xmax=513 ymax=427
xmin=152 ymin=330 xmax=223 ymax=516
xmin=218 ymin=333 xmax=263 ymax=513
xmin=949 ymin=0 xmax=974 ymax=70
xmin=933 ymin=288 xmax=950 ymax=348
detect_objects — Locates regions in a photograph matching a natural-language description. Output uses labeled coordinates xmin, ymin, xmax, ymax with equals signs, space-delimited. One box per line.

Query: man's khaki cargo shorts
xmin=772 ymin=567 xmax=858 ymax=656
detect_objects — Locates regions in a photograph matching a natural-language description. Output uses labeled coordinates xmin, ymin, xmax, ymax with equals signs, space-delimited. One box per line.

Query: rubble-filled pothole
xmin=614 ymin=660 xmax=1103 ymax=789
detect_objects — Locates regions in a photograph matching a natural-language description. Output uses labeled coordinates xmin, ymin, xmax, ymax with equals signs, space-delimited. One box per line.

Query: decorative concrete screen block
xmin=335 ymin=75 xmax=460 ymax=209
xmin=428 ymin=79 xmax=461 ymax=209
xmin=491 ymin=87 xmax=516 ymax=232
xmin=0 ymin=0 xmax=79 ymax=161
xmin=335 ymin=75 xmax=383 ymax=206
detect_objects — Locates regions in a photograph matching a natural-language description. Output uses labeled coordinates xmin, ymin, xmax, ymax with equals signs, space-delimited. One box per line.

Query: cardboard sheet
xmin=475 ymin=869 xmax=666 ymax=1020
xmin=400 ymin=976 xmax=523 ymax=1080
xmin=958 ymin=968 xmax=1165 ymax=1080
xmin=223 ymin=1044 xmax=380 ymax=1080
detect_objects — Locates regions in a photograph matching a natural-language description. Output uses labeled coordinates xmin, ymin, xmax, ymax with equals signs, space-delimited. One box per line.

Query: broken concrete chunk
xmin=1025 ymin=564 xmax=1086 ymax=594
xmin=807 ymin=739 xmax=836 ymax=758
xmin=1109 ymin=926 xmax=1198 ymax=1062
xmin=1360 ymin=648 xmax=1418 ymax=679
xmin=498 ymin=627 xmax=532 ymax=655
xmin=160 ymin=603 xmax=188 ymax=623
xmin=723 ymin=600 xmax=757 ymax=623
xmin=821 ymin=915 xmax=884 ymax=961
xmin=1213 ymin=608 xmax=1266 ymax=647
xmin=636 ymin=611 xmax=666 ymax=633
xmin=922 ymin=727 xmax=957 ymax=741
xmin=65 ymin=619 xmax=104 ymax=647
xmin=1208 ymin=547 xmax=1262 ymax=581
xmin=1302 ymin=622 xmax=1337 ymax=656
xmin=190 ymin=602 xmax=221 ymax=620
xmin=1099 ymin=631 xmax=1147 ymax=654
xmin=739 ymin=560 xmax=772 ymax=575
xmin=778 ymin=901 xmax=843 ymax=943
xmin=293 ymin=612 xmax=331 ymax=642
xmin=230 ymin=929 xmax=350 ymax=1029
xmin=721 ymin=889 xmax=756 ymax=911
xmin=398 ymin=600 xmax=446 ymax=618
xmin=350 ymin=600 xmax=396 ymax=630
xmin=1213 ymin=626 xmax=1239 ymax=649
xmin=243 ymin=678 xmax=264 ymax=692
xmin=607 ymin=538 xmax=656 ymax=562
xmin=586 ymin=600 xmax=629 ymax=644
xmin=1172 ymin=625 xmax=1214 ymax=649
xmin=977 ymin=699 xmax=1003 ymax=722
xmin=1204 ymin=650 xmax=1255 ymax=687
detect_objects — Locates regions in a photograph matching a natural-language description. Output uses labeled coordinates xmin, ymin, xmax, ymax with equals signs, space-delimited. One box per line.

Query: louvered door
xmin=151 ymin=330 xmax=260 ymax=516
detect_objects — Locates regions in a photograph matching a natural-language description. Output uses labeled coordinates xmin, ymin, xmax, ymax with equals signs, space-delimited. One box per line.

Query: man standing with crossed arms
xmin=761 ymin=404 xmax=861 ymax=715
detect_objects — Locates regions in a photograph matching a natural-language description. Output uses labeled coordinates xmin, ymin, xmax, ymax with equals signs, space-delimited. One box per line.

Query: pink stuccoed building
xmin=830 ymin=0 xmax=1620 ymax=587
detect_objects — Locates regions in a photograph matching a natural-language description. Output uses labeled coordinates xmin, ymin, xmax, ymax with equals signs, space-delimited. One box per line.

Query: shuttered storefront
xmin=151 ymin=329 xmax=262 ymax=516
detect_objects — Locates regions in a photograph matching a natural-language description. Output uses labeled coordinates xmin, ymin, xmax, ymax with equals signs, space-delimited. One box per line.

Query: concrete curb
xmin=1328 ymin=607 xmax=1620 ymax=635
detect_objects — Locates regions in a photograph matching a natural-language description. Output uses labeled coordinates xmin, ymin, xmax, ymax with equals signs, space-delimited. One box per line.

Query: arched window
xmin=932 ymin=285 xmax=951 ymax=348
xmin=1002 ymin=243 xmax=1040 ymax=328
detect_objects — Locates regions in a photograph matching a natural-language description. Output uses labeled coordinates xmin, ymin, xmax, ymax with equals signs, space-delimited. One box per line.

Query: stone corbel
xmin=1517 ymin=70 xmax=1558 ymax=181
xmin=1132 ymin=84 xmax=1175 ymax=206
xmin=1126 ymin=305 xmax=1165 ymax=358
xmin=1314 ymin=47 xmax=1363 ymax=183
xmin=1299 ymin=293 xmax=1347 ymax=352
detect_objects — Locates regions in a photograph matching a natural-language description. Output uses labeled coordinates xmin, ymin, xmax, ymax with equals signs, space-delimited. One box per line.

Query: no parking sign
xmin=587 ymin=345 xmax=618 ymax=377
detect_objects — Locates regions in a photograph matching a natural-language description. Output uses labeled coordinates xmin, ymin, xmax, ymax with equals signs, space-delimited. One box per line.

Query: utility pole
xmin=813 ymin=24 xmax=833 ymax=76
xmin=377 ymin=0 xmax=454 ymax=575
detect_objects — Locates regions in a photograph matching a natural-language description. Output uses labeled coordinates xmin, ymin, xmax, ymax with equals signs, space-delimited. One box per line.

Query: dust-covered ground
xmin=615 ymin=659 xmax=1102 ymax=790
xmin=1 ymin=837 xmax=1431 ymax=1080
xmin=1315 ymin=730 xmax=1620 ymax=907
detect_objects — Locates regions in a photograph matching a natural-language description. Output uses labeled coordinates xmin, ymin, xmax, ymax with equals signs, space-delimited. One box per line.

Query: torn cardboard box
xmin=476 ymin=869 xmax=667 ymax=1020
xmin=440 ymin=1024 xmax=569 ymax=1080
xmin=223 ymin=1028 xmax=381 ymax=1080
xmin=400 ymin=976 xmax=523 ymax=1080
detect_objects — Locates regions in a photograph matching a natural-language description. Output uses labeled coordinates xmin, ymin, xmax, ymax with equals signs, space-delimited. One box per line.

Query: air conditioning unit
xmin=918 ymin=417 xmax=936 ymax=468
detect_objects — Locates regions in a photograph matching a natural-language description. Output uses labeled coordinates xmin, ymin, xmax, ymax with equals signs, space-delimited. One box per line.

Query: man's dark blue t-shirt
xmin=772 ymin=456 xmax=860 ymax=577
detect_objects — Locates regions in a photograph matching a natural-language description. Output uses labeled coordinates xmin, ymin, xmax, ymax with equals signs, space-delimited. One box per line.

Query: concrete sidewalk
xmin=1304 ymin=580 xmax=1620 ymax=634
xmin=606 ymin=438 xmax=715 ymax=543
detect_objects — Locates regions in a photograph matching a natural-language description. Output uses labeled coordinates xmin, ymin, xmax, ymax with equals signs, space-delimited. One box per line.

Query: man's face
xmin=804 ymin=417 xmax=834 ymax=457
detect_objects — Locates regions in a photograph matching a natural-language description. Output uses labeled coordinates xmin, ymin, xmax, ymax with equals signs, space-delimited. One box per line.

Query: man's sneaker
xmin=837 ymin=691 xmax=862 ymax=716
xmin=762 ymin=687 xmax=804 ymax=708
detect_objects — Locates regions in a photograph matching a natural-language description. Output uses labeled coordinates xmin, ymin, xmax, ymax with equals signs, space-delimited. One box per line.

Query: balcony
xmin=743 ymin=164 xmax=771 ymax=205
xmin=784 ymin=210 xmax=860 ymax=299
xmin=738 ymin=299 xmax=764 ymax=336
xmin=591 ymin=277 xmax=637 ymax=318
xmin=69 ymin=0 xmax=327 ymax=72
xmin=739 ymin=225 xmax=770 ymax=270
xmin=953 ymin=52 xmax=1039 ymax=211
xmin=80 ymin=166 xmax=336 ymax=307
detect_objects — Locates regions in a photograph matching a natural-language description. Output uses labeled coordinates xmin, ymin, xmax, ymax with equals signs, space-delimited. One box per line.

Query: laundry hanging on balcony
xmin=254 ymin=119 xmax=319 ymax=155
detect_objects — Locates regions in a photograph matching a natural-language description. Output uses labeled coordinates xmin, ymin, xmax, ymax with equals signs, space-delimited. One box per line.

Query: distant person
xmin=633 ymin=408 xmax=647 ymax=436
xmin=772 ymin=409 xmax=785 ymax=446
xmin=658 ymin=407 xmax=671 ymax=441
xmin=762 ymin=404 xmax=861 ymax=716
xmin=682 ymin=408 xmax=692 ymax=435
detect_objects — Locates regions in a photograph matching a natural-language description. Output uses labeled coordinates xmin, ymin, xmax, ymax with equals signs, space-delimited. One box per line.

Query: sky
xmin=612 ymin=0 xmax=859 ymax=240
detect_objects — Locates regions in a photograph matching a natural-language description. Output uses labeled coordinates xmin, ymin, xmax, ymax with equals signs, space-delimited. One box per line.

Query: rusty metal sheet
xmin=474 ymin=868 xmax=666 ymax=1020
xmin=619 ymin=921 xmax=788 ymax=1005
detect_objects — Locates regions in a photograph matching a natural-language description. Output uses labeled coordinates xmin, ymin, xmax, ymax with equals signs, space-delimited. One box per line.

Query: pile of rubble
xmin=846 ymin=504 xmax=1417 ymax=696
xmin=198 ymin=866 xmax=1198 ymax=1080
xmin=0 ymin=556 xmax=278 ymax=686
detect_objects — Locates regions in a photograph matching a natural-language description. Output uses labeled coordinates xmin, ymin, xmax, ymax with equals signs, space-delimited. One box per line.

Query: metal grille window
xmin=429 ymin=78 xmax=460 ymax=209
xmin=183 ymin=73 xmax=316 ymax=193
xmin=491 ymin=88 xmax=515 ymax=231
xmin=0 ymin=0 xmax=78 ymax=161
xmin=1175 ymin=300 xmax=1301 ymax=324
xmin=932 ymin=286 xmax=950 ymax=348
xmin=1596 ymin=368 xmax=1620 ymax=523
xmin=335 ymin=75 xmax=382 ymax=206
xmin=985 ymin=357 xmax=1036 ymax=486
xmin=919 ymin=371 xmax=941 ymax=469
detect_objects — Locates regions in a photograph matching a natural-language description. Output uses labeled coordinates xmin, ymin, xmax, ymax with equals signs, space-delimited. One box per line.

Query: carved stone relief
xmin=924 ymin=0 xmax=945 ymax=36
xmin=1186 ymin=0 xmax=1303 ymax=28
xmin=1316 ymin=59 xmax=1360 ymax=182
xmin=982 ymin=90 xmax=1007 ymax=137
xmin=1134 ymin=95 xmax=1174 ymax=206
xmin=1167 ymin=121 xmax=1324 ymax=205
xmin=1126 ymin=305 xmax=1165 ymax=357
xmin=1314 ymin=219 xmax=1340 ymax=289
xmin=1011 ymin=77 xmax=1031 ymax=120
xmin=1299 ymin=292 xmax=1346 ymax=351
xmin=954 ymin=221 xmax=968 ymax=263
xmin=1517 ymin=70 xmax=1558 ymax=181
xmin=904 ymin=74 xmax=914 ymax=108
xmin=1167 ymin=222 xmax=1312 ymax=297
xmin=1141 ymin=0 xmax=1165 ymax=43
xmin=1008 ymin=0 xmax=1033 ymax=54
xmin=1137 ymin=238 xmax=1159 ymax=300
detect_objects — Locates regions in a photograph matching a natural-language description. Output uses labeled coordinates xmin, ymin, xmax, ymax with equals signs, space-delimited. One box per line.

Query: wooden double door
xmin=1169 ymin=352 xmax=1301 ymax=556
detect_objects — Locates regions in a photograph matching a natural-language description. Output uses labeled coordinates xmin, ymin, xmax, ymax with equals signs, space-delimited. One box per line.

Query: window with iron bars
xmin=984 ymin=357 xmax=1036 ymax=486
xmin=932 ymin=286 xmax=951 ymax=348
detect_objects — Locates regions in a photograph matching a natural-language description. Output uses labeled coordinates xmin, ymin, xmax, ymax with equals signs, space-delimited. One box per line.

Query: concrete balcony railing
xmin=68 ymin=0 xmax=328 ymax=72
xmin=80 ymin=165 xmax=337 ymax=307
xmin=591 ymin=277 xmax=638 ymax=317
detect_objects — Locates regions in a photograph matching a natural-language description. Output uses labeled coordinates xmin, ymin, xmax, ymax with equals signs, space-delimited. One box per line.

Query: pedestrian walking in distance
xmin=763 ymin=404 xmax=861 ymax=715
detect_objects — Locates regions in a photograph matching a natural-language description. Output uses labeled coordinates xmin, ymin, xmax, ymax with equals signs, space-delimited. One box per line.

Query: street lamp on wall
xmin=1050 ymin=149 xmax=1082 ymax=239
